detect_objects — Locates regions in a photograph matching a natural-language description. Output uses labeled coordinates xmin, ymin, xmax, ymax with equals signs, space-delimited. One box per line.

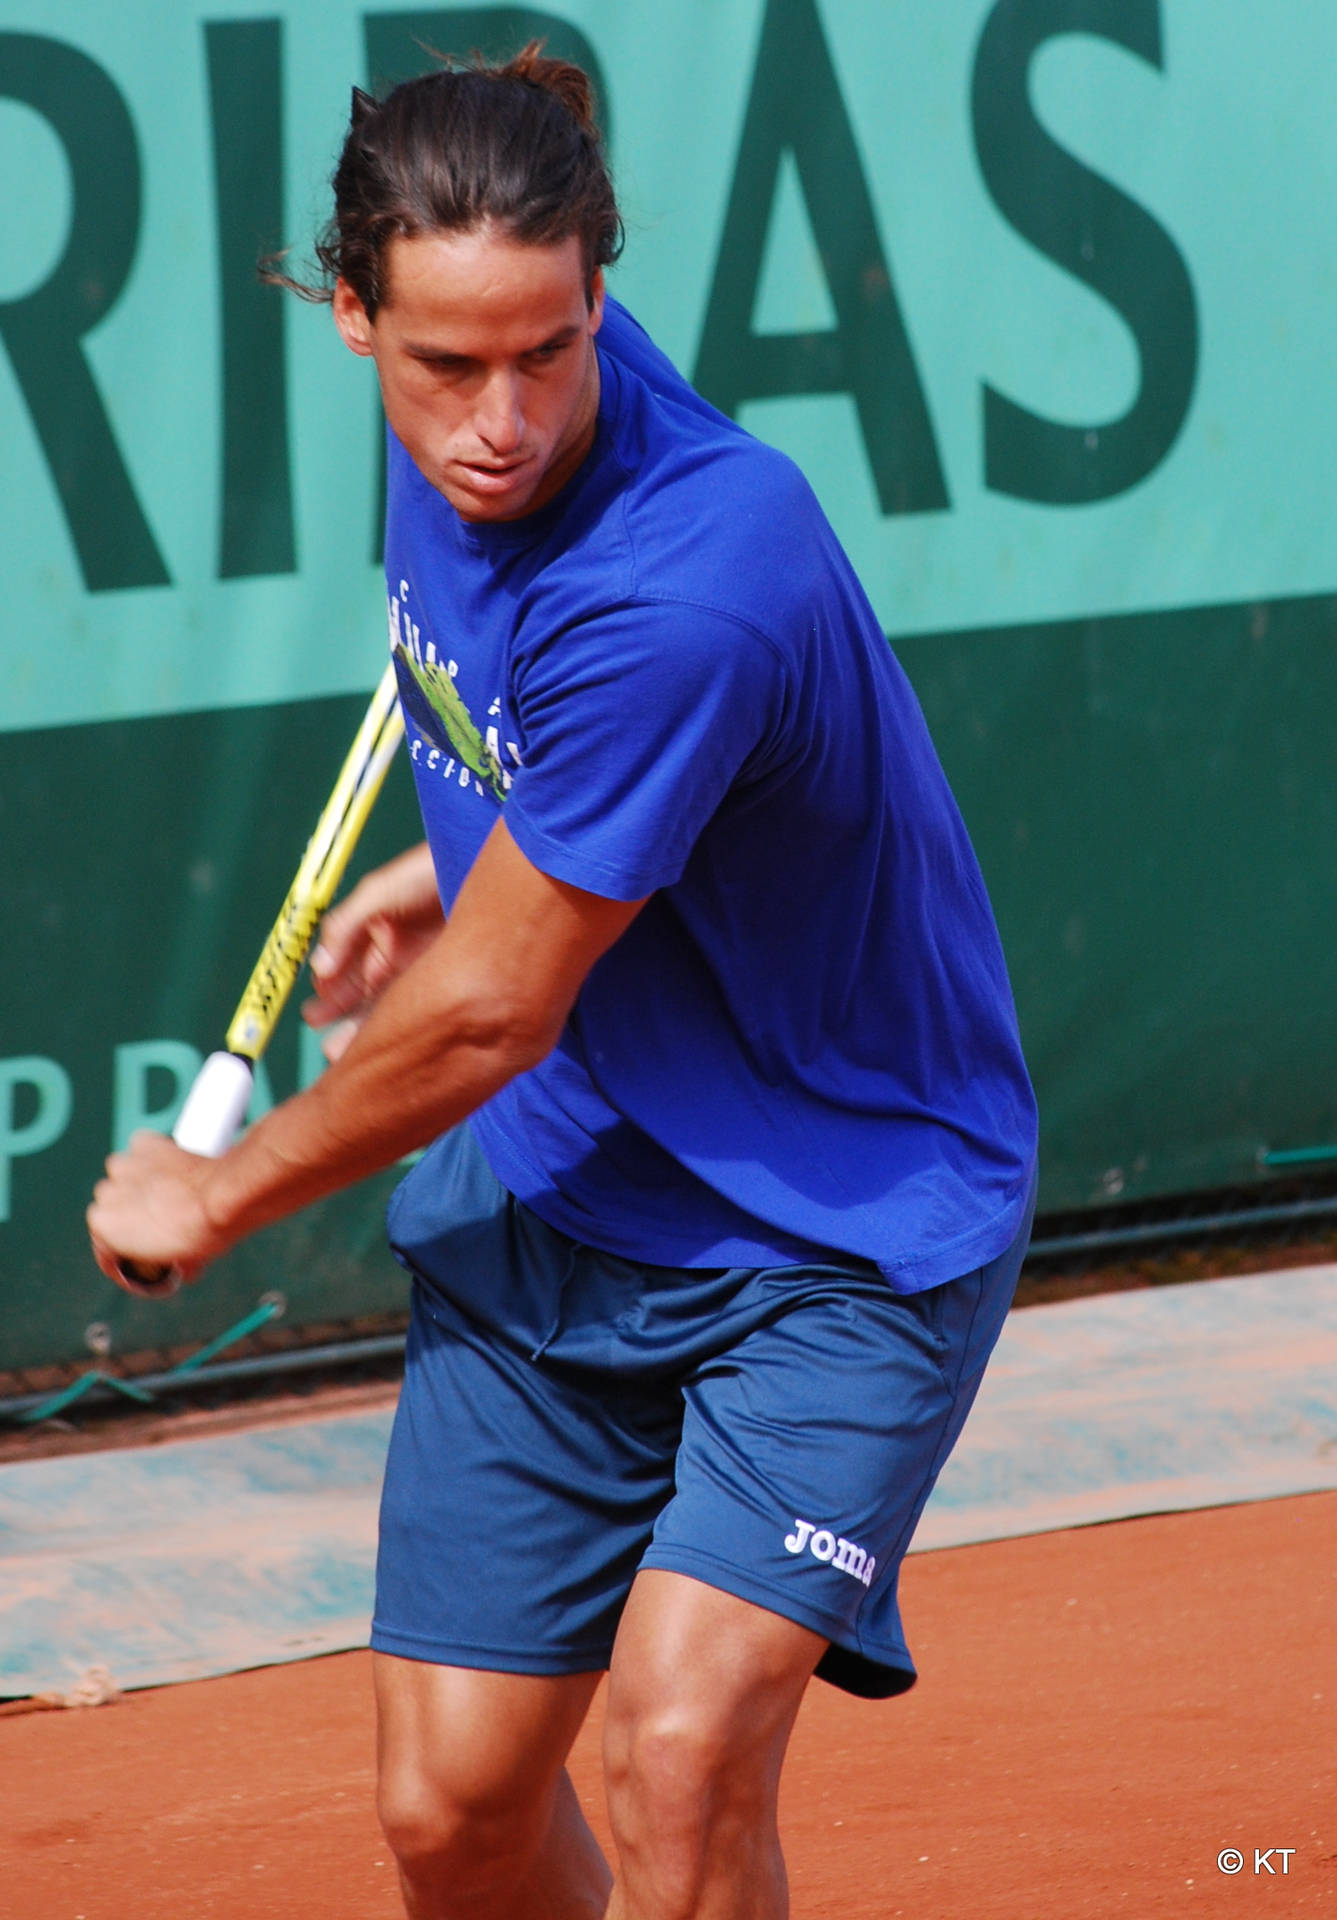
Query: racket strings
xmin=225 ymin=666 xmax=405 ymax=1061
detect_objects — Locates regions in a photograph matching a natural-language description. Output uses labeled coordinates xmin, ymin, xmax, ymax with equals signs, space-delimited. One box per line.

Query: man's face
xmin=334 ymin=225 xmax=604 ymax=522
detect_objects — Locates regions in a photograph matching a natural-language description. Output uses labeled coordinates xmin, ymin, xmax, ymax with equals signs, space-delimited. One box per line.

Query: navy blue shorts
xmin=373 ymin=1127 xmax=1035 ymax=1699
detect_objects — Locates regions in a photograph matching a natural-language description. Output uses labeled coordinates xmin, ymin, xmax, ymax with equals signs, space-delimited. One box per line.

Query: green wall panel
xmin=899 ymin=591 xmax=1337 ymax=1211
xmin=0 ymin=699 xmax=421 ymax=1371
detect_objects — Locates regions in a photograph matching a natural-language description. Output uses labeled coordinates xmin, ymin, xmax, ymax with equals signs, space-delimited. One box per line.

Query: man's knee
xmin=602 ymin=1573 xmax=822 ymax=1892
xmin=602 ymin=1697 xmax=791 ymax=1920
xmin=604 ymin=1699 xmax=769 ymax=1834
xmin=373 ymin=1656 xmax=600 ymax=1892
xmin=378 ymin=1746 xmax=545 ymax=1883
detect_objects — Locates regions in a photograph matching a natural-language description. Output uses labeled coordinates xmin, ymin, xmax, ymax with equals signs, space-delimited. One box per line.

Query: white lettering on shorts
xmin=783 ymin=1518 xmax=876 ymax=1588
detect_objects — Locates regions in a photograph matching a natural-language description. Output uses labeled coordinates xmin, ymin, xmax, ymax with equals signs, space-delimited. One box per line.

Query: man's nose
xmin=475 ymin=370 xmax=524 ymax=455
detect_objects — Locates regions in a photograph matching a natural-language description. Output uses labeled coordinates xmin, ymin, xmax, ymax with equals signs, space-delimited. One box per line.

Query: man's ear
xmin=332 ymin=277 xmax=375 ymax=357
xmin=587 ymin=267 xmax=605 ymax=334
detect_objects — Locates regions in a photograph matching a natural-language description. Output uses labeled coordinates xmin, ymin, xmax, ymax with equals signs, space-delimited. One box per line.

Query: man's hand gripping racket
xmin=108 ymin=666 xmax=404 ymax=1296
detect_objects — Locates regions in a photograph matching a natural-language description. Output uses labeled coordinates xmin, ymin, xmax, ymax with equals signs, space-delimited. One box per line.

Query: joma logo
xmin=783 ymin=1519 xmax=876 ymax=1588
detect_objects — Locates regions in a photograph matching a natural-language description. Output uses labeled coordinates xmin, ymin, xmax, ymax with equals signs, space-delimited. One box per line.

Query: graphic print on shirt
xmin=387 ymin=584 xmax=512 ymax=804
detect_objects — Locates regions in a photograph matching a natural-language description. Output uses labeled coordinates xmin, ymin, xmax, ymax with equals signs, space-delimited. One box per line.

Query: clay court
xmin=4 ymin=1485 xmax=1333 ymax=1918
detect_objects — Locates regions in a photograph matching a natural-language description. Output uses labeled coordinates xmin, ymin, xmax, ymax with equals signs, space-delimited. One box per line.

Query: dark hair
xmin=271 ymin=43 xmax=622 ymax=317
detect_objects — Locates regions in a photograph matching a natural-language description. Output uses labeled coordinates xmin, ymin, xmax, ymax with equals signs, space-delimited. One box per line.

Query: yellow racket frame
xmin=225 ymin=664 xmax=405 ymax=1061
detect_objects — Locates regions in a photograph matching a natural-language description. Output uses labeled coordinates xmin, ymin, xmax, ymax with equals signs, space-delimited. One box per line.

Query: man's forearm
xmin=200 ymin=936 xmax=548 ymax=1252
xmin=88 ymin=820 xmax=645 ymax=1279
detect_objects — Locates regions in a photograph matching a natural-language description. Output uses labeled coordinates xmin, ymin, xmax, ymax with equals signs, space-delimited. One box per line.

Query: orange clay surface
xmin=3 ymin=1490 xmax=1334 ymax=1919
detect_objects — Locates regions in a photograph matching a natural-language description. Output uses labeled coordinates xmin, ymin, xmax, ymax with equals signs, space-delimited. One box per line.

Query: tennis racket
xmin=114 ymin=664 xmax=405 ymax=1297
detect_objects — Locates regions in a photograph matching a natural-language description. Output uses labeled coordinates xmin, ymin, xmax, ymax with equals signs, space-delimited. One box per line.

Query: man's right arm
xmin=86 ymin=820 xmax=647 ymax=1281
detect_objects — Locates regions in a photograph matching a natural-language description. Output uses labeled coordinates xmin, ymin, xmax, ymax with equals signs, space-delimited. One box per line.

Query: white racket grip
xmin=172 ymin=1051 xmax=254 ymax=1157
xmin=111 ymin=1052 xmax=252 ymax=1296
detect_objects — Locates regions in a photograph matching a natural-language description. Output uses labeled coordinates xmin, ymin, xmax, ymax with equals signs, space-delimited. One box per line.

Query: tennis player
xmin=89 ymin=47 xmax=1038 ymax=1920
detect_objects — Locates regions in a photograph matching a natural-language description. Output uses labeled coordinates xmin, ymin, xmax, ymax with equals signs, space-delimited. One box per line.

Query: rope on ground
xmin=0 ymin=1665 xmax=123 ymax=1715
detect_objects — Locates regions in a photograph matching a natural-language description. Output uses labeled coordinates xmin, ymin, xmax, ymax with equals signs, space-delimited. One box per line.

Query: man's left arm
xmin=86 ymin=819 xmax=646 ymax=1282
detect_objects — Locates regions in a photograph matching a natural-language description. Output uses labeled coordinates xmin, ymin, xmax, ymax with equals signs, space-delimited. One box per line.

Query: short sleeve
xmin=505 ymin=601 xmax=787 ymax=900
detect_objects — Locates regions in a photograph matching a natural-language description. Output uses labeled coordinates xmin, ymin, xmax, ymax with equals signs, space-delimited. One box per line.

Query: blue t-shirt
xmin=384 ymin=298 xmax=1037 ymax=1292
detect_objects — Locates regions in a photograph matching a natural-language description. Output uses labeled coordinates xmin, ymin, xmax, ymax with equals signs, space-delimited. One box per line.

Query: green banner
xmin=3 ymin=0 xmax=1335 ymax=1367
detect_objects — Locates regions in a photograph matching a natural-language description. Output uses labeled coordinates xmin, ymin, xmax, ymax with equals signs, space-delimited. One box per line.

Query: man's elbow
xmin=449 ymin=977 xmax=569 ymax=1081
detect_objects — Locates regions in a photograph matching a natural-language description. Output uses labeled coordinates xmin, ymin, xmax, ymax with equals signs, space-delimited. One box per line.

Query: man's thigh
xmin=606 ymin=1569 xmax=824 ymax=1750
xmin=374 ymin=1654 xmax=603 ymax=1820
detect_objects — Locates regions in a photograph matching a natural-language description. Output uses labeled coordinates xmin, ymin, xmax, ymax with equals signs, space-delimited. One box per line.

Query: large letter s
xmin=972 ymin=0 xmax=1199 ymax=505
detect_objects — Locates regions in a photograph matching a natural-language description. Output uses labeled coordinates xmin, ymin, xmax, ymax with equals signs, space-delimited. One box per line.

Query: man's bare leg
xmin=374 ymin=1653 xmax=610 ymax=1920
xmin=602 ymin=1572 xmax=826 ymax=1920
